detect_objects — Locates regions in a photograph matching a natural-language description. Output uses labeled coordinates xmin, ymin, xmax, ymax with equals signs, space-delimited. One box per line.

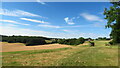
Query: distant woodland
xmin=0 ymin=35 xmax=111 ymax=46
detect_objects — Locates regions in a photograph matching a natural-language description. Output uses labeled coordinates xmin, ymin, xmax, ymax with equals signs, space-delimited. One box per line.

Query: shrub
xmin=58 ymin=37 xmax=85 ymax=46
xmin=1 ymin=35 xmax=51 ymax=46
xmin=109 ymin=41 xmax=114 ymax=45
xmin=51 ymin=39 xmax=58 ymax=44
xmin=89 ymin=42 xmax=95 ymax=46
xmin=8 ymin=37 xmax=16 ymax=43
xmin=26 ymin=38 xmax=46 ymax=46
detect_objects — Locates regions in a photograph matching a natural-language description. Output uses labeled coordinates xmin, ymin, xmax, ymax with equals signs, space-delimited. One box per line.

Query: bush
xmin=8 ymin=37 xmax=16 ymax=43
xmin=89 ymin=42 xmax=95 ymax=46
xmin=1 ymin=35 xmax=48 ymax=46
xmin=109 ymin=41 xmax=114 ymax=45
xmin=58 ymin=37 xmax=85 ymax=46
xmin=26 ymin=38 xmax=46 ymax=46
xmin=51 ymin=39 xmax=58 ymax=44
xmin=96 ymin=37 xmax=111 ymax=40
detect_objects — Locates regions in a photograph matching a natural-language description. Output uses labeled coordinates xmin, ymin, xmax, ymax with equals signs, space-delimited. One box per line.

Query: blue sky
xmin=0 ymin=2 xmax=112 ymax=38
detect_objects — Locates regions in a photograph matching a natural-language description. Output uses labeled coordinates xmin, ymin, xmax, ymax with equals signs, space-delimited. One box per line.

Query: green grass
xmin=2 ymin=40 xmax=118 ymax=66
xmin=57 ymin=47 xmax=118 ymax=66
xmin=2 ymin=47 xmax=72 ymax=55
xmin=45 ymin=40 xmax=53 ymax=44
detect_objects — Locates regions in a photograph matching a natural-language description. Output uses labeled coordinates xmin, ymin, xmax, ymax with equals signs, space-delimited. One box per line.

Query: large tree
xmin=104 ymin=1 xmax=120 ymax=44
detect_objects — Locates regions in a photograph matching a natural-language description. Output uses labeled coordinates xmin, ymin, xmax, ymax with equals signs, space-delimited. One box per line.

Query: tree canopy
xmin=104 ymin=1 xmax=120 ymax=44
xmin=58 ymin=37 xmax=85 ymax=46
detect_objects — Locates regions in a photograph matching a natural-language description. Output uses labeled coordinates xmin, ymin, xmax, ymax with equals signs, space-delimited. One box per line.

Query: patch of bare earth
xmin=1 ymin=42 xmax=73 ymax=52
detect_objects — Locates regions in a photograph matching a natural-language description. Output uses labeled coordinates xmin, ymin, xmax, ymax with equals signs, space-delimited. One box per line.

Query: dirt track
xmin=0 ymin=42 xmax=73 ymax=52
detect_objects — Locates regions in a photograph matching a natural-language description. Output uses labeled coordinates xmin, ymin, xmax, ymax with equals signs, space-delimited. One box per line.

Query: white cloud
xmin=20 ymin=18 xmax=49 ymax=24
xmin=4 ymin=24 xmax=18 ymax=27
xmin=38 ymin=24 xmax=61 ymax=28
xmin=0 ymin=19 xmax=30 ymax=26
xmin=64 ymin=17 xmax=75 ymax=25
xmin=0 ymin=26 xmax=49 ymax=37
xmin=62 ymin=29 xmax=80 ymax=33
xmin=62 ymin=25 xmax=92 ymax=28
xmin=80 ymin=13 xmax=104 ymax=22
xmin=62 ymin=29 xmax=70 ymax=32
xmin=62 ymin=22 xmax=106 ymax=28
xmin=0 ymin=9 xmax=47 ymax=18
xmin=63 ymin=25 xmax=81 ymax=28
xmin=0 ymin=24 xmax=110 ymax=39
xmin=37 ymin=0 xmax=46 ymax=5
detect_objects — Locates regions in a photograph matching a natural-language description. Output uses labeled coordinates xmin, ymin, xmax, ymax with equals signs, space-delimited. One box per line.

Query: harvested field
xmin=1 ymin=42 xmax=73 ymax=52
xmin=1 ymin=41 xmax=118 ymax=66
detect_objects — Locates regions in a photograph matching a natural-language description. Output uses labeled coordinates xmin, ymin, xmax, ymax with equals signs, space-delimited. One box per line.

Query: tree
xmin=1 ymin=35 xmax=50 ymax=45
xmin=78 ymin=37 xmax=85 ymax=44
xmin=104 ymin=1 xmax=120 ymax=44
xmin=57 ymin=37 xmax=85 ymax=46
xmin=25 ymin=38 xmax=46 ymax=46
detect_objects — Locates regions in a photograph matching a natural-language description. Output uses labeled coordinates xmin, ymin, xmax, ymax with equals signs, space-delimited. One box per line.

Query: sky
xmin=0 ymin=2 xmax=113 ymax=38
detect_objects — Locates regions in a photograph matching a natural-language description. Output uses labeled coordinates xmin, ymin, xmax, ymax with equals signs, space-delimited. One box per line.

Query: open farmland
xmin=1 ymin=41 xmax=118 ymax=66
xmin=1 ymin=42 xmax=73 ymax=52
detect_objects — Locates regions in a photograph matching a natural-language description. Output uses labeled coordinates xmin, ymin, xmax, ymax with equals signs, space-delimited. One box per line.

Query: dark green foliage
xmin=89 ymin=42 xmax=95 ymax=46
xmin=1 ymin=35 xmax=8 ymax=42
xmin=78 ymin=37 xmax=85 ymax=44
xmin=85 ymin=38 xmax=93 ymax=41
xmin=1 ymin=35 xmax=48 ymax=46
xmin=104 ymin=2 xmax=120 ymax=44
xmin=109 ymin=41 xmax=114 ymax=45
xmin=58 ymin=39 xmax=66 ymax=44
xmin=8 ymin=37 xmax=16 ymax=43
xmin=51 ymin=39 xmax=58 ymax=44
xmin=58 ymin=37 xmax=85 ymax=46
xmin=1 ymin=35 xmax=85 ymax=46
xmin=96 ymin=37 xmax=111 ymax=40
xmin=26 ymin=38 xmax=46 ymax=46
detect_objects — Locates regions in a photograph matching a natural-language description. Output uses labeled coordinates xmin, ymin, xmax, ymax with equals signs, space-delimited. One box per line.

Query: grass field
xmin=2 ymin=40 xmax=118 ymax=66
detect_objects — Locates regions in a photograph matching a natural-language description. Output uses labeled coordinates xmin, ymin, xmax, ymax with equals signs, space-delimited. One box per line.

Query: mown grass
xmin=2 ymin=40 xmax=118 ymax=66
xmin=58 ymin=47 xmax=118 ymax=66
xmin=2 ymin=47 xmax=72 ymax=55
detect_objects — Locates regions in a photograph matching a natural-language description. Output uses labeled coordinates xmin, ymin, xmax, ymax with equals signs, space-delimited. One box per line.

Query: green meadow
xmin=2 ymin=40 xmax=118 ymax=66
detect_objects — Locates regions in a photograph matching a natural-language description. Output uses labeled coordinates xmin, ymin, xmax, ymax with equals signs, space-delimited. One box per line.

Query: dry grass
xmin=1 ymin=41 xmax=118 ymax=66
xmin=1 ymin=42 xmax=73 ymax=52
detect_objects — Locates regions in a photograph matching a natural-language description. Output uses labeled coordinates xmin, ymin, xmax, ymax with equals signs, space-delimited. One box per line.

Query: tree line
xmin=95 ymin=37 xmax=111 ymax=40
xmin=1 ymin=35 xmax=112 ymax=46
xmin=1 ymin=35 xmax=49 ymax=46
xmin=1 ymin=35 xmax=86 ymax=46
xmin=57 ymin=37 xmax=85 ymax=46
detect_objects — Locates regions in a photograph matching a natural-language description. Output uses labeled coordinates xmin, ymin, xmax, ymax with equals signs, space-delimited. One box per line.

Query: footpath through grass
xmin=2 ymin=40 xmax=118 ymax=66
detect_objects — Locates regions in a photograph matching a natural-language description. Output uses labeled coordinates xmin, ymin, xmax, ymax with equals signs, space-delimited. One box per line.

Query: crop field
xmin=1 ymin=42 xmax=72 ymax=52
xmin=1 ymin=40 xmax=118 ymax=66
